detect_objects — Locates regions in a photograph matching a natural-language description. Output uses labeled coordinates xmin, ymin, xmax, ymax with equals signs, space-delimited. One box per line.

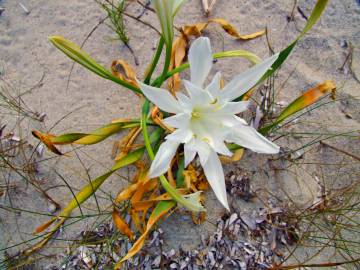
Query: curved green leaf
xmin=49 ymin=36 xmax=141 ymax=94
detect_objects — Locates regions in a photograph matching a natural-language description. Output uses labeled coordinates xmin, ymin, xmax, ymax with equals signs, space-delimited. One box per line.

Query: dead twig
xmin=286 ymin=0 xmax=297 ymax=22
xmin=136 ymin=0 xmax=154 ymax=18
xmin=297 ymin=6 xmax=308 ymax=20
xmin=339 ymin=42 xmax=360 ymax=83
xmin=265 ymin=27 xmax=275 ymax=55
xmin=202 ymin=0 xmax=217 ymax=17
xmin=320 ymin=140 xmax=360 ymax=162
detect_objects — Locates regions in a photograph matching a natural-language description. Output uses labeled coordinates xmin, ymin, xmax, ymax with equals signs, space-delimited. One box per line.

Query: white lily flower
xmin=138 ymin=37 xmax=280 ymax=210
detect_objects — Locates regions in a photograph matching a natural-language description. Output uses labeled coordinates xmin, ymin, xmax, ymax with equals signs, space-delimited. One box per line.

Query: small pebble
xmin=340 ymin=39 xmax=348 ymax=48
xmin=47 ymin=203 xmax=58 ymax=214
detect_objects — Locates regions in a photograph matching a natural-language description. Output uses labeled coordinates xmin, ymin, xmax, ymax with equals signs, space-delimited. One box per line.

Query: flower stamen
xmin=191 ymin=111 xmax=201 ymax=119
xmin=210 ymin=98 xmax=218 ymax=104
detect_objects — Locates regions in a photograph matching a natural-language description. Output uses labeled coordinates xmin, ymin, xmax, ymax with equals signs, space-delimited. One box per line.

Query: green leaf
xmin=60 ymin=171 xmax=113 ymax=217
xmin=111 ymin=147 xmax=145 ymax=171
xmin=60 ymin=148 xmax=145 ymax=217
xmin=213 ymin=50 xmax=261 ymax=64
xmin=53 ymin=123 xmax=127 ymax=145
xmin=152 ymin=0 xmax=174 ymax=46
xmin=32 ymin=121 xmax=143 ymax=152
xmin=260 ymin=80 xmax=336 ymax=135
xmin=49 ymin=36 xmax=141 ymax=94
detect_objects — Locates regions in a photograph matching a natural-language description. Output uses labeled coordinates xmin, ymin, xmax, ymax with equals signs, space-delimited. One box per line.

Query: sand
xmin=0 ymin=0 xmax=359 ymax=268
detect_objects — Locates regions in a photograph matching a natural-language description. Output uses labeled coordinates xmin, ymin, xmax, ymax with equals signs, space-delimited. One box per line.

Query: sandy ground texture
xmin=1 ymin=0 xmax=360 ymax=268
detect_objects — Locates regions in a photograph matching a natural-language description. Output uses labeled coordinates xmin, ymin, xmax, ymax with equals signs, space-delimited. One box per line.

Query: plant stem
xmin=144 ymin=37 xmax=165 ymax=84
xmin=155 ymin=42 xmax=172 ymax=87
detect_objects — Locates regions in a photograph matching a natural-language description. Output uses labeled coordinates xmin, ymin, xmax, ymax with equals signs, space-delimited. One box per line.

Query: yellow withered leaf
xmin=138 ymin=189 xmax=158 ymax=229
xmin=191 ymin=211 xmax=206 ymax=225
xmin=208 ymin=18 xmax=265 ymax=40
xmin=32 ymin=120 xmax=137 ymax=156
xmin=31 ymin=131 xmax=63 ymax=155
xmin=220 ymin=148 xmax=245 ymax=164
xmin=115 ymin=169 xmax=149 ymax=203
xmin=130 ymin=179 xmax=157 ymax=205
xmin=151 ymin=107 xmax=174 ymax=132
xmin=132 ymin=189 xmax=188 ymax=211
xmin=111 ymin=59 xmax=139 ymax=89
xmin=33 ymin=218 xmax=57 ymax=234
xmin=131 ymin=208 xmax=145 ymax=233
xmin=115 ymin=183 xmax=140 ymax=204
xmin=261 ymin=80 xmax=336 ymax=134
xmin=112 ymin=209 xmax=134 ymax=240
xmin=114 ymin=127 xmax=142 ymax=161
xmin=115 ymin=201 xmax=176 ymax=269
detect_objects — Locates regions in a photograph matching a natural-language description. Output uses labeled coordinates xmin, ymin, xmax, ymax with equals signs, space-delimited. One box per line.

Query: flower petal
xmin=189 ymin=138 xmax=211 ymax=165
xmin=163 ymin=113 xmax=190 ymax=129
xmin=227 ymin=124 xmax=280 ymax=154
xmin=205 ymin=72 xmax=222 ymax=98
xmin=212 ymin=140 xmax=233 ymax=157
xmin=166 ymin=128 xmax=193 ymax=143
xmin=184 ymin=139 xmax=197 ymax=167
xmin=149 ymin=140 xmax=180 ymax=178
xmin=176 ymin=92 xmax=192 ymax=112
xmin=205 ymin=115 xmax=246 ymax=131
xmin=216 ymin=101 xmax=250 ymax=115
xmin=189 ymin=113 xmax=231 ymax=156
xmin=183 ymin=80 xmax=213 ymax=106
xmin=199 ymin=148 xmax=229 ymax=210
xmin=189 ymin=37 xmax=213 ymax=87
xmin=138 ymin=80 xmax=182 ymax=113
xmin=220 ymin=53 xmax=279 ymax=101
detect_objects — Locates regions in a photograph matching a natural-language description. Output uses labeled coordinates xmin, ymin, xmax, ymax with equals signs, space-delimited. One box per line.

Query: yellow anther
xmin=210 ymin=98 xmax=218 ymax=104
xmin=202 ymin=137 xmax=210 ymax=143
xmin=191 ymin=111 xmax=201 ymax=118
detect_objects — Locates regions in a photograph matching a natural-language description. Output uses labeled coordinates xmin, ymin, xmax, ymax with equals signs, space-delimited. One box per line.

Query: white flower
xmin=138 ymin=37 xmax=280 ymax=210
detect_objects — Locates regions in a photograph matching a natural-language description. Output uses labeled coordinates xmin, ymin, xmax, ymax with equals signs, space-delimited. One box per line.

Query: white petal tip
xmin=148 ymin=169 xmax=158 ymax=179
xmin=220 ymin=199 xmax=230 ymax=211
xmin=264 ymin=144 xmax=280 ymax=154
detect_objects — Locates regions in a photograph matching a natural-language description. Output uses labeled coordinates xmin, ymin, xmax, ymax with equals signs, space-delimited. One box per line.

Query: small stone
xmin=47 ymin=203 xmax=57 ymax=214
xmin=170 ymin=262 xmax=178 ymax=269
xmin=340 ymin=39 xmax=348 ymax=48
